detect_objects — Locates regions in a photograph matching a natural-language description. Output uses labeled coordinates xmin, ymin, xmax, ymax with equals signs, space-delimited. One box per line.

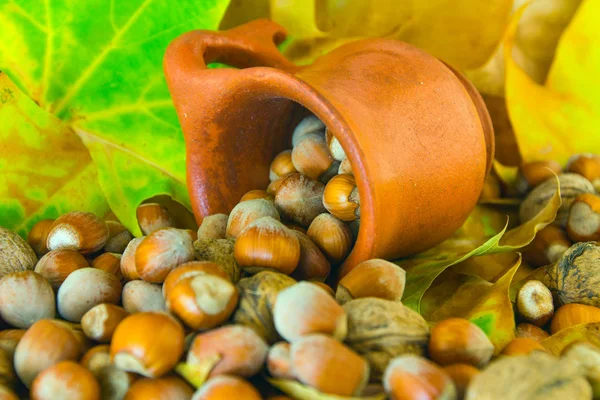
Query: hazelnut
xmin=546 ymin=241 xmax=600 ymax=307
xmin=34 ymin=249 xmax=88 ymax=289
xmin=343 ymin=298 xmax=429 ymax=379
xmin=187 ymin=325 xmax=268 ymax=378
xmin=81 ymin=345 xmax=135 ymax=400
xmin=290 ymin=334 xmax=369 ymax=396
xmin=566 ymin=153 xmax=600 ymax=186
xmin=291 ymin=115 xmax=325 ymax=147
xmin=566 ymin=193 xmax=600 ymax=242
xmin=110 ymin=312 xmax=185 ymax=378
xmin=57 ymin=268 xmax=122 ymax=322
xmin=274 ymin=282 xmax=347 ymax=342
xmin=311 ymin=281 xmax=335 ymax=297
xmin=136 ymin=203 xmax=174 ymax=235
xmin=166 ymin=273 xmax=238 ymax=330
xmin=307 ymin=213 xmax=353 ymax=264
xmin=14 ymin=319 xmax=82 ymax=387
xmin=197 ymin=214 xmax=228 ymax=240
xmin=193 ymin=238 xmax=241 ymax=283
xmin=226 ymin=198 xmax=280 ymax=238
xmin=515 ymin=323 xmax=550 ymax=342
xmin=274 ymin=173 xmax=326 ymax=227
xmin=234 ymin=217 xmax=300 ymax=275
xmin=232 ymin=271 xmax=296 ymax=344
xmin=428 ymin=318 xmax=493 ymax=368
xmin=270 ymin=150 xmax=298 ymax=181
xmin=0 ymin=226 xmax=38 ymax=278
xmin=561 ymin=342 xmax=600 ymax=398
xmin=104 ymin=221 xmax=133 ymax=254
xmin=267 ymin=342 xmax=294 ymax=379
xmin=466 ymin=351 xmax=591 ymax=399
xmin=323 ymin=174 xmax=360 ymax=222
xmin=46 ymin=211 xmax=109 ymax=254
xmin=240 ymin=190 xmax=273 ymax=203
xmin=191 ymin=375 xmax=261 ymax=400
xmin=120 ymin=237 xmax=144 ymax=281
xmin=81 ymin=304 xmax=128 ymax=343
xmin=31 ymin=361 xmax=100 ymax=400
xmin=336 ymin=259 xmax=405 ymax=304
xmin=0 ymin=271 xmax=55 ymax=328
xmin=443 ymin=364 xmax=479 ymax=399
xmin=520 ymin=173 xmax=595 ymax=227
xmin=163 ymin=261 xmax=228 ymax=299
xmin=292 ymin=133 xmax=335 ymax=181
xmin=550 ymin=303 xmax=600 ymax=334
xmin=125 ymin=376 xmax=193 ymax=400
xmin=0 ymin=347 xmax=17 ymax=389
xmin=91 ymin=252 xmax=122 ymax=280
xmin=0 ymin=330 xmax=25 ymax=358
xmin=338 ymin=157 xmax=353 ymax=175
xmin=122 ymin=280 xmax=165 ymax=313
xmin=27 ymin=219 xmax=54 ymax=257
xmin=383 ymin=354 xmax=456 ymax=400
xmin=135 ymin=228 xmax=195 ymax=283
xmin=289 ymin=231 xmax=330 ymax=281
xmin=325 ymin=128 xmax=346 ymax=162
xmin=267 ymin=176 xmax=285 ymax=196
xmin=523 ymin=225 xmax=571 ymax=267
xmin=516 ymin=280 xmax=554 ymax=326
xmin=515 ymin=160 xmax=563 ymax=195
xmin=500 ymin=337 xmax=547 ymax=356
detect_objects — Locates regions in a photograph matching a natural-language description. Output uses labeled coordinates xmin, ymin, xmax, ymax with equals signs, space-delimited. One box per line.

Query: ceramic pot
xmin=164 ymin=19 xmax=494 ymax=277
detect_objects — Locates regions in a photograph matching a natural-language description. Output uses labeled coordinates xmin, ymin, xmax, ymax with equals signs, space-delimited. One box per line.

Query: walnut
xmin=0 ymin=227 xmax=37 ymax=279
xmin=193 ymin=238 xmax=241 ymax=283
xmin=546 ymin=241 xmax=600 ymax=307
xmin=342 ymin=298 xmax=429 ymax=379
xmin=232 ymin=271 xmax=296 ymax=344
xmin=466 ymin=352 xmax=591 ymax=400
xmin=519 ymin=173 xmax=595 ymax=227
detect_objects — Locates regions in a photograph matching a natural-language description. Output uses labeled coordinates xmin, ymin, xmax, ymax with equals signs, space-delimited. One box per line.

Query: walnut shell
xmin=519 ymin=173 xmax=595 ymax=227
xmin=231 ymin=271 xmax=296 ymax=344
xmin=466 ymin=352 xmax=591 ymax=400
xmin=0 ymin=227 xmax=38 ymax=279
xmin=193 ymin=238 xmax=241 ymax=283
xmin=342 ymin=298 xmax=429 ymax=379
xmin=546 ymin=242 xmax=600 ymax=307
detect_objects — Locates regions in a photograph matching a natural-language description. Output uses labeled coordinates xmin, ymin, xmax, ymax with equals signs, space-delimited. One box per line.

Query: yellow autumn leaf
xmin=268 ymin=378 xmax=386 ymax=400
xmin=505 ymin=0 xmax=600 ymax=164
xmin=542 ymin=322 xmax=600 ymax=355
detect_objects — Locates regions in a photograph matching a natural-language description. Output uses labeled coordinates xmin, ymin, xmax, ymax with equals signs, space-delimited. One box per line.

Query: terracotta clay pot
xmin=164 ymin=19 xmax=493 ymax=277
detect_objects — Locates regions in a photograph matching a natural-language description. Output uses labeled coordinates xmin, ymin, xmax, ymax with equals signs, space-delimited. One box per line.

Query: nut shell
xmin=336 ymin=259 xmax=405 ymax=304
xmin=500 ymin=338 xmax=547 ymax=356
xmin=197 ymin=214 xmax=228 ymax=240
xmin=290 ymin=334 xmax=369 ymax=396
xmin=515 ymin=323 xmax=550 ymax=342
xmin=232 ymin=271 xmax=296 ymax=344
xmin=520 ymin=173 xmax=595 ymax=227
xmin=323 ymin=174 xmax=360 ymax=221
xmin=31 ymin=360 xmax=100 ymax=400
xmin=135 ymin=228 xmax=195 ymax=283
xmin=550 ymin=303 xmax=600 ymax=334
xmin=566 ymin=193 xmax=600 ymax=242
xmin=291 ymin=115 xmax=325 ymax=147
xmin=516 ymin=280 xmax=554 ymax=327
xmin=270 ymin=149 xmax=297 ymax=181
xmin=291 ymin=133 xmax=334 ymax=181
xmin=515 ymin=160 xmax=562 ymax=195
xmin=122 ymin=280 xmax=165 ymax=313
xmin=0 ymin=271 xmax=55 ymax=328
xmin=267 ymin=342 xmax=294 ymax=379
xmin=124 ymin=376 xmax=193 ymax=400
xmin=120 ymin=237 xmax=144 ymax=281
xmin=187 ymin=325 xmax=268 ymax=378
xmin=234 ymin=217 xmax=300 ymax=275
xmin=14 ymin=319 xmax=82 ymax=387
xmin=27 ymin=219 xmax=54 ymax=257
xmin=35 ymin=249 xmax=89 ymax=290
xmin=136 ymin=203 xmax=174 ymax=235
xmin=273 ymin=282 xmax=347 ymax=342
xmin=226 ymin=198 xmax=280 ymax=238
xmin=547 ymin=242 xmax=600 ymax=307
xmin=429 ymin=318 xmax=493 ymax=368
xmin=110 ymin=312 xmax=184 ymax=378
xmin=91 ymin=252 xmax=122 ymax=280
xmin=289 ymin=231 xmax=330 ymax=281
xmin=343 ymin=298 xmax=429 ymax=379
xmin=46 ymin=212 xmax=109 ymax=254
xmin=274 ymin=173 xmax=326 ymax=227
xmin=163 ymin=261 xmax=228 ymax=299
xmin=192 ymin=375 xmax=261 ymax=400
xmin=104 ymin=221 xmax=133 ymax=254
xmin=443 ymin=364 xmax=479 ymax=399
xmin=81 ymin=304 xmax=129 ymax=343
xmin=307 ymin=213 xmax=353 ymax=264
xmin=57 ymin=268 xmax=122 ymax=322
xmin=0 ymin=226 xmax=38 ymax=278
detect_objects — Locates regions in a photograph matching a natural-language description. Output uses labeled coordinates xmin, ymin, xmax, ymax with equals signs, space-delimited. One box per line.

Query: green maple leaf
xmin=0 ymin=0 xmax=231 ymax=235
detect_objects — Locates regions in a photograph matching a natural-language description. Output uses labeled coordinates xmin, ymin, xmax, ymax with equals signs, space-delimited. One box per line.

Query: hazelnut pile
xmin=1 ymin=150 xmax=600 ymax=399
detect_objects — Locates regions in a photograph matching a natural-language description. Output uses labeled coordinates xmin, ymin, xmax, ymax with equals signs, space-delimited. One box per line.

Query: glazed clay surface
xmin=164 ymin=19 xmax=493 ymax=276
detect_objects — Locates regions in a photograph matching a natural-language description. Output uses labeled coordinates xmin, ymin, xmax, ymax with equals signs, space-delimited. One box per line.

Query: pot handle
xmin=164 ymin=19 xmax=299 ymax=75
